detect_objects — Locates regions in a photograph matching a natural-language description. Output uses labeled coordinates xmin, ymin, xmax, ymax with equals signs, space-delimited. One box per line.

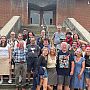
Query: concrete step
xmin=0 ymin=83 xmax=32 ymax=89
xmin=22 ymin=25 xmax=56 ymax=37
xmin=0 ymin=76 xmax=33 ymax=89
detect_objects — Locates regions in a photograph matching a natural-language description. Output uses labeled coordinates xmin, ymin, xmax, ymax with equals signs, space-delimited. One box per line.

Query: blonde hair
xmin=49 ymin=46 xmax=56 ymax=56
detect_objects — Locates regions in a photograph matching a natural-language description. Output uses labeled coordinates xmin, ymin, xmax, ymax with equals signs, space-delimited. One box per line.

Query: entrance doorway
xmin=28 ymin=0 xmax=56 ymax=25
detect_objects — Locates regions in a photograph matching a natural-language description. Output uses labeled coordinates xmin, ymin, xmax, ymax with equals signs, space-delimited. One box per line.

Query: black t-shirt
xmin=85 ymin=55 xmax=90 ymax=67
xmin=56 ymin=50 xmax=74 ymax=76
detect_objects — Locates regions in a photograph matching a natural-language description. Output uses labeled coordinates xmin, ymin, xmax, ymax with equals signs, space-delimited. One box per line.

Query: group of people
xmin=0 ymin=25 xmax=90 ymax=90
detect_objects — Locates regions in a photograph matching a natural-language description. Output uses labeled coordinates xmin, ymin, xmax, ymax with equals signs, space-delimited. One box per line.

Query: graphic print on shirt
xmin=31 ymin=47 xmax=35 ymax=53
xmin=59 ymin=55 xmax=69 ymax=68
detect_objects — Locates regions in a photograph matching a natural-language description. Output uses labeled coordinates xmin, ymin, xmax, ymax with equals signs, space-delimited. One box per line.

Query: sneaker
xmin=8 ymin=79 xmax=12 ymax=84
xmin=0 ymin=80 xmax=3 ymax=84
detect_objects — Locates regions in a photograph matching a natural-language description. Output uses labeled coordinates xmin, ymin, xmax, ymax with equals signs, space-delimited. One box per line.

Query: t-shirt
xmin=56 ymin=50 xmax=74 ymax=76
xmin=53 ymin=32 xmax=65 ymax=45
xmin=0 ymin=44 xmax=10 ymax=58
xmin=26 ymin=44 xmax=40 ymax=58
xmin=85 ymin=55 xmax=90 ymax=67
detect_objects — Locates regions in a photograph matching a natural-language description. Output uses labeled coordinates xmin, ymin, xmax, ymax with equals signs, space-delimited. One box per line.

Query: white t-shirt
xmin=0 ymin=44 xmax=10 ymax=58
xmin=14 ymin=40 xmax=26 ymax=49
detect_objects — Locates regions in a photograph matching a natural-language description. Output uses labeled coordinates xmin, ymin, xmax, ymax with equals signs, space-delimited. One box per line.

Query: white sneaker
xmin=0 ymin=80 xmax=3 ymax=84
xmin=8 ymin=80 xmax=12 ymax=84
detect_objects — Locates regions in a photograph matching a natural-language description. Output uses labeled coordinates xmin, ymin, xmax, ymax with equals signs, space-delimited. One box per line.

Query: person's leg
xmin=57 ymin=84 xmax=63 ymax=90
xmin=64 ymin=85 xmax=70 ymax=90
xmin=15 ymin=63 xmax=21 ymax=88
xmin=0 ymin=75 xmax=3 ymax=84
xmin=36 ymin=78 xmax=43 ymax=90
xmin=21 ymin=63 xmax=27 ymax=89
xmin=64 ymin=76 xmax=70 ymax=90
xmin=47 ymin=85 xmax=53 ymax=90
xmin=85 ymin=68 xmax=90 ymax=90
xmin=32 ymin=74 xmax=37 ymax=90
xmin=86 ymin=78 xmax=90 ymax=90
xmin=32 ymin=58 xmax=38 ymax=90
xmin=43 ymin=78 xmax=48 ymax=90
xmin=8 ymin=63 xmax=12 ymax=83
xmin=27 ymin=57 xmax=32 ymax=82
xmin=57 ymin=75 xmax=64 ymax=90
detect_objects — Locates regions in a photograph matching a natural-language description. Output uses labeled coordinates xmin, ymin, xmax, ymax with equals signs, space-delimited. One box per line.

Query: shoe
xmin=8 ymin=79 xmax=12 ymax=84
xmin=0 ymin=80 xmax=3 ymax=84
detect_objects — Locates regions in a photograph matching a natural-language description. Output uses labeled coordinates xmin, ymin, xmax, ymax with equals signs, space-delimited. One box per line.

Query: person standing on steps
xmin=56 ymin=42 xmax=74 ymax=90
xmin=26 ymin=37 xmax=40 ymax=90
xmin=0 ymin=36 xmax=12 ymax=84
xmin=13 ymin=41 xmax=27 ymax=90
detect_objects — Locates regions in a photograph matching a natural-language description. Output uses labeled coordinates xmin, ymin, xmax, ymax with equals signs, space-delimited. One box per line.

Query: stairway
xmin=22 ymin=24 xmax=56 ymax=37
xmin=0 ymin=73 xmax=33 ymax=90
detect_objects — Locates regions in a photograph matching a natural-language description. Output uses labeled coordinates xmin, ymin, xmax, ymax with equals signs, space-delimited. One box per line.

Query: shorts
xmin=37 ymin=68 xmax=48 ymax=85
xmin=57 ymin=75 xmax=70 ymax=86
xmin=39 ymin=67 xmax=48 ymax=78
xmin=85 ymin=68 xmax=90 ymax=79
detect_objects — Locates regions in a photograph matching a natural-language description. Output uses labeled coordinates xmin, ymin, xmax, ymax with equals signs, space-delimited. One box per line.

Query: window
xmin=30 ymin=18 xmax=32 ymax=24
xmin=50 ymin=19 xmax=52 ymax=25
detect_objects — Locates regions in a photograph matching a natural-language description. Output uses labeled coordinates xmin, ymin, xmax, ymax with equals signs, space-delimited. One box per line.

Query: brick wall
xmin=0 ymin=0 xmax=90 ymax=31
xmin=0 ymin=0 xmax=28 ymax=28
xmin=0 ymin=0 xmax=11 ymax=28
xmin=56 ymin=0 xmax=90 ymax=31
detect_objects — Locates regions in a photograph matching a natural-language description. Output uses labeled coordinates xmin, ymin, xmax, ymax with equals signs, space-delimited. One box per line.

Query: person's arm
xmin=70 ymin=61 xmax=75 ymax=75
xmin=37 ymin=46 xmax=40 ymax=57
xmin=70 ymin=54 xmax=75 ymax=76
xmin=79 ymin=39 xmax=88 ymax=45
xmin=8 ymin=47 xmax=11 ymax=63
xmin=51 ymin=33 xmax=55 ymax=45
xmin=78 ymin=59 xmax=85 ymax=80
xmin=12 ymin=49 xmax=16 ymax=61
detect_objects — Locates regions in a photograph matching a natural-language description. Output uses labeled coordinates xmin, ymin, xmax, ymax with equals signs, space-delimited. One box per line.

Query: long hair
xmin=26 ymin=31 xmax=35 ymax=45
xmin=0 ymin=36 xmax=7 ymax=47
xmin=49 ymin=47 xmax=56 ymax=56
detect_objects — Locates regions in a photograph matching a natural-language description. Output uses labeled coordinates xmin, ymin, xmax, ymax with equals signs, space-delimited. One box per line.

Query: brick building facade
xmin=0 ymin=0 xmax=28 ymax=28
xmin=0 ymin=0 xmax=90 ymax=31
xmin=56 ymin=0 xmax=90 ymax=31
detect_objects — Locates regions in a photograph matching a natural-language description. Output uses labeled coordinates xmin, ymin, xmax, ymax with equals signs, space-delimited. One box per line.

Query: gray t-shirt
xmin=53 ymin=32 xmax=65 ymax=45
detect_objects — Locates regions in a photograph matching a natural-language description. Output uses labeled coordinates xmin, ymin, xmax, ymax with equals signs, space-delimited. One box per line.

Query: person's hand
xmin=70 ymin=71 xmax=74 ymax=76
xmin=42 ymin=67 xmax=46 ymax=70
xmin=78 ymin=74 xmax=82 ymax=80
xmin=9 ymin=61 xmax=11 ymax=64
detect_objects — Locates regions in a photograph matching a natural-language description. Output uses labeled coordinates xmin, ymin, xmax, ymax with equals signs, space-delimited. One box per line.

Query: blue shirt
xmin=56 ymin=50 xmax=74 ymax=76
